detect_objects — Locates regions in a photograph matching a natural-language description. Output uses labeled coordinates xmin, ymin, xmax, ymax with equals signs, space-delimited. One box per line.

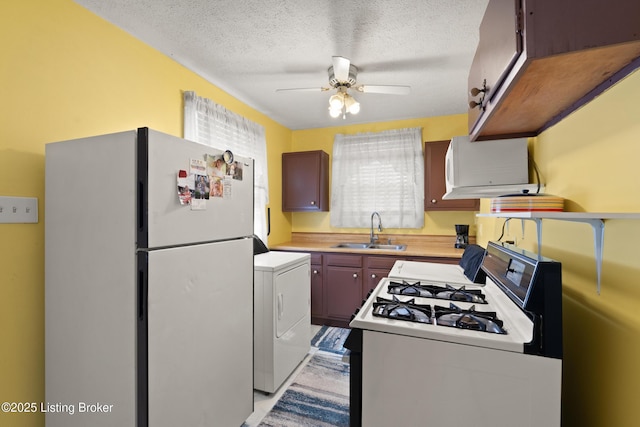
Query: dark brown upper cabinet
xmin=282 ymin=150 xmax=329 ymax=212
xmin=424 ymin=141 xmax=479 ymax=211
xmin=468 ymin=0 xmax=640 ymax=141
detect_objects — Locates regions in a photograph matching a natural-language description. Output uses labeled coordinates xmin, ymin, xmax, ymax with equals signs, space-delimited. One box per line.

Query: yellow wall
xmin=476 ymin=69 xmax=640 ymax=427
xmin=282 ymin=114 xmax=478 ymax=239
xmin=4 ymin=1 xmax=639 ymax=427
xmin=0 ymin=2 xmax=291 ymax=426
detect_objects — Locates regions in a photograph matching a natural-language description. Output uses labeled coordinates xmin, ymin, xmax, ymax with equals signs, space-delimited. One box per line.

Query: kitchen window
xmin=331 ymin=128 xmax=424 ymax=228
xmin=183 ymin=91 xmax=269 ymax=242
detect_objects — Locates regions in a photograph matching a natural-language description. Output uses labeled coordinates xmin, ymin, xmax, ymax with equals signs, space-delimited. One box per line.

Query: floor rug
xmin=257 ymin=351 xmax=350 ymax=427
xmin=311 ymin=325 xmax=350 ymax=355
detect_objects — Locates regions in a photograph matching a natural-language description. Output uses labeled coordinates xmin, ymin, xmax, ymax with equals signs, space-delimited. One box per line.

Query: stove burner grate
xmin=434 ymin=303 xmax=506 ymax=334
xmin=371 ymin=295 xmax=507 ymax=335
xmin=388 ymin=281 xmax=487 ymax=304
xmin=372 ymin=296 xmax=432 ymax=324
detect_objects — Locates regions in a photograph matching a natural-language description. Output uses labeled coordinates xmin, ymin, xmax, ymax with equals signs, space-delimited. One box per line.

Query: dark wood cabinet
xmin=468 ymin=0 xmax=640 ymax=141
xmin=282 ymin=150 xmax=329 ymax=212
xmin=424 ymin=140 xmax=479 ymax=211
xmin=467 ymin=0 xmax=521 ymax=136
xmin=310 ymin=253 xmax=323 ymax=319
xmin=324 ymin=254 xmax=362 ymax=323
xmin=363 ymin=256 xmax=402 ymax=298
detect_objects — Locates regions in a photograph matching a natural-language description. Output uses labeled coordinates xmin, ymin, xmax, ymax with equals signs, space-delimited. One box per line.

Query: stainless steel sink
xmin=331 ymin=242 xmax=407 ymax=251
xmin=331 ymin=242 xmax=371 ymax=249
xmin=368 ymin=244 xmax=407 ymax=251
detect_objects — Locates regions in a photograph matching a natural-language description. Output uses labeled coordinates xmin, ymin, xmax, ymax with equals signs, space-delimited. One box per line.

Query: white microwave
xmin=442 ymin=135 xmax=533 ymax=199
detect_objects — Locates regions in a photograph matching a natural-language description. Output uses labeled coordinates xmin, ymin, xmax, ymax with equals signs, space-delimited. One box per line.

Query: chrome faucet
xmin=370 ymin=211 xmax=383 ymax=244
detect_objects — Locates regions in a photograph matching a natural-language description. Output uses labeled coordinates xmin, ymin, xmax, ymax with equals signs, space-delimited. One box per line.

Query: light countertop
xmin=269 ymin=233 xmax=472 ymax=259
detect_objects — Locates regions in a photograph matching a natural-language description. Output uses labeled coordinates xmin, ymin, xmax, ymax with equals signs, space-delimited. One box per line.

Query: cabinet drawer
xmin=326 ymin=254 xmax=362 ymax=267
xmin=366 ymin=255 xmax=403 ymax=270
xmin=310 ymin=253 xmax=323 ymax=265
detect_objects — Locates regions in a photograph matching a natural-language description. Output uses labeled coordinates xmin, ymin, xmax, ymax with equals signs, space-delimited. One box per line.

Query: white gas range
xmin=345 ymin=242 xmax=563 ymax=427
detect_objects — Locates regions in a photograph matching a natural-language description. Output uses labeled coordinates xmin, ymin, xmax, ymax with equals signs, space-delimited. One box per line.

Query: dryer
xmin=254 ymin=251 xmax=311 ymax=393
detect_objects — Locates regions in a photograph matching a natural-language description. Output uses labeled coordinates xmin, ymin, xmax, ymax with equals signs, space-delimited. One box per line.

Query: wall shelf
xmin=477 ymin=212 xmax=640 ymax=293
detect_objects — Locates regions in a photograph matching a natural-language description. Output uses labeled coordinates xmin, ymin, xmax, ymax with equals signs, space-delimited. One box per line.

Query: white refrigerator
xmin=45 ymin=128 xmax=254 ymax=427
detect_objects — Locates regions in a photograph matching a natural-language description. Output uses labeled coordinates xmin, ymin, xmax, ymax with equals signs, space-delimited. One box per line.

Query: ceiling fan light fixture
xmin=344 ymin=94 xmax=360 ymax=114
xmin=328 ymin=91 xmax=360 ymax=118
xmin=277 ymin=56 xmax=411 ymax=121
xmin=329 ymin=93 xmax=345 ymax=109
xmin=328 ymin=106 xmax=342 ymax=118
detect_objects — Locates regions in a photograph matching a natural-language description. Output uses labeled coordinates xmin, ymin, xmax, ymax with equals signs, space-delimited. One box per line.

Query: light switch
xmin=0 ymin=196 xmax=38 ymax=223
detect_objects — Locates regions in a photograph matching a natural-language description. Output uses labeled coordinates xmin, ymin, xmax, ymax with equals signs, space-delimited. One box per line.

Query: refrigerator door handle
xmin=136 ymin=251 xmax=149 ymax=427
xmin=137 ymin=252 xmax=148 ymax=321
xmin=138 ymin=272 xmax=145 ymax=321
xmin=138 ymin=182 xmax=145 ymax=237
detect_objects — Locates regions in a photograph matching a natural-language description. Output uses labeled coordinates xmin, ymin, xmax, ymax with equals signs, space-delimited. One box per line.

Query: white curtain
xmin=183 ymin=91 xmax=269 ymax=242
xmin=331 ymin=128 xmax=424 ymax=228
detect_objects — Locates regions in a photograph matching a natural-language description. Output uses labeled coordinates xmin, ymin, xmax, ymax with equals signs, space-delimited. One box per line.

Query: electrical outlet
xmin=0 ymin=196 xmax=38 ymax=223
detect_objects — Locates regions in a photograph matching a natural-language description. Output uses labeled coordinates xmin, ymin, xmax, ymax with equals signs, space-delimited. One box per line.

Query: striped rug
xmin=311 ymin=325 xmax=350 ymax=355
xmin=257 ymin=351 xmax=350 ymax=427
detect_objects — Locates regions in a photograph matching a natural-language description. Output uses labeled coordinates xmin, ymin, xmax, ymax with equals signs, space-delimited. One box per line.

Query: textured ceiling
xmin=74 ymin=0 xmax=489 ymax=130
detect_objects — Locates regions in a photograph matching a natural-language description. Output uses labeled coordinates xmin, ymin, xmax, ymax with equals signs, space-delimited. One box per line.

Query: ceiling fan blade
xmin=276 ymin=87 xmax=330 ymax=93
xmin=356 ymin=85 xmax=411 ymax=95
xmin=332 ymin=56 xmax=351 ymax=83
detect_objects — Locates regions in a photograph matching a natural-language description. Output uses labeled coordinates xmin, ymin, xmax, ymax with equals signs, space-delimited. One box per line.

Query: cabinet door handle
xmin=469 ymin=79 xmax=487 ymax=110
xmin=431 ymin=199 xmax=437 ymax=204
xmin=469 ymin=100 xmax=482 ymax=109
xmin=469 ymin=86 xmax=485 ymax=97
xmin=371 ymin=274 xmax=377 ymax=278
xmin=313 ymin=269 xmax=319 ymax=274
xmin=310 ymin=201 xmax=316 ymax=205
xmin=353 ymin=273 xmax=358 ymax=278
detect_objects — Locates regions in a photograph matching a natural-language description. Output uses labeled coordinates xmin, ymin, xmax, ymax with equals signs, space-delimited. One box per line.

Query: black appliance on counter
xmin=455 ymin=224 xmax=469 ymax=248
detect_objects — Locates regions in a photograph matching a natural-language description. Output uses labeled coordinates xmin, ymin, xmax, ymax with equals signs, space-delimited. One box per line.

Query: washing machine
xmin=254 ymin=251 xmax=311 ymax=393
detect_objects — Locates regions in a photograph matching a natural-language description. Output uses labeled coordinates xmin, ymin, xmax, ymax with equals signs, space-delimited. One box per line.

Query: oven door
xmin=360 ymin=330 xmax=562 ymax=427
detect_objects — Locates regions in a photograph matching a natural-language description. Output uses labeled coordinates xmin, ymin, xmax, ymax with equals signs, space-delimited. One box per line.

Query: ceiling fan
xmin=276 ymin=56 xmax=411 ymax=119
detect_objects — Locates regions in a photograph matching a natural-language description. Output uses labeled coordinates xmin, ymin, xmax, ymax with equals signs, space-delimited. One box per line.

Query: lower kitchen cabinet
xmin=324 ymin=254 xmax=363 ymax=325
xmin=364 ymin=256 xmax=400 ymax=298
xmin=310 ymin=253 xmax=323 ymax=319
xmin=364 ymin=268 xmax=388 ymax=298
